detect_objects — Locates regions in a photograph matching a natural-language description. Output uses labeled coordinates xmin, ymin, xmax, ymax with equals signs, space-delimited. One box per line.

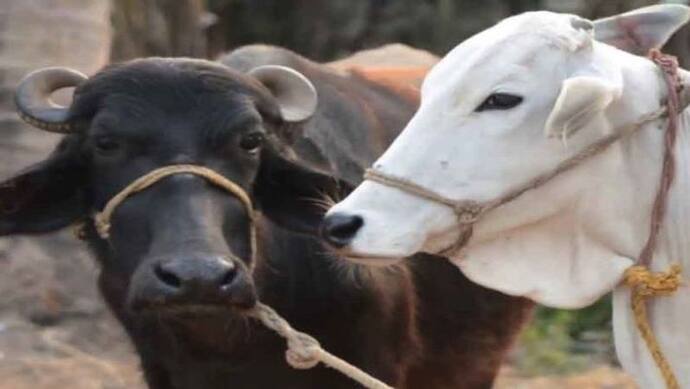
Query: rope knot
xmin=624 ymin=264 xmax=683 ymax=297
xmin=285 ymin=332 xmax=321 ymax=369
xmin=623 ymin=264 xmax=683 ymax=389
xmin=453 ymin=201 xmax=483 ymax=224
xmin=248 ymin=304 xmax=322 ymax=369
xmin=248 ymin=302 xmax=394 ymax=389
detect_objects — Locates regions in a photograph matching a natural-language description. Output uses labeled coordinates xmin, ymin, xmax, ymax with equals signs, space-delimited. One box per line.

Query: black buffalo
xmin=0 ymin=45 xmax=532 ymax=388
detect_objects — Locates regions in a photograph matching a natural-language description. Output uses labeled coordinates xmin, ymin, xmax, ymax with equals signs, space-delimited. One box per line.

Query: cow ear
xmin=544 ymin=76 xmax=620 ymax=139
xmin=594 ymin=4 xmax=690 ymax=55
xmin=254 ymin=149 xmax=353 ymax=234
xmin=0 ymin=136 xmax=88 ymax=235
xmin=249 ymin=65 xmax=318 ymax=122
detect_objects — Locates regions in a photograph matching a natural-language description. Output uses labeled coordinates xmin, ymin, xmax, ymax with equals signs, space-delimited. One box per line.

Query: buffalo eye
xmin=94 ymin=136 xmax=121 ymax=155
xmin=239 ymin=132 xmax=265 ymax=153
xmin=475 ymin=93 xmax=523 ymax=112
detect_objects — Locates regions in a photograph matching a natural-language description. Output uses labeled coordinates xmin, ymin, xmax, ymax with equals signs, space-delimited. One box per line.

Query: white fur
xmin=327 ymin=6 xmax=690 ymax=388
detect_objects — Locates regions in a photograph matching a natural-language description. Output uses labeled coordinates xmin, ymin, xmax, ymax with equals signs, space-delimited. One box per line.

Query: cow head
xmin=324 ymin=5 xmax=690 ymax=307
xmin=1 ymin=58 xmax=346 ymax=316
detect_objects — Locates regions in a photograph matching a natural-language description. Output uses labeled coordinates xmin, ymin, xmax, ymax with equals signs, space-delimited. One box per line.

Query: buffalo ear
xmin=254 ymin=150 xmax=353 ymax=234
xmin=0 ymin=136 xmax=87 ymax=235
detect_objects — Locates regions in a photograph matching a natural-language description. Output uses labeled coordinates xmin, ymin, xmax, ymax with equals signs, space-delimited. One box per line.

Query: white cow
xmin=324 ymin=5 xmax=690 ymax=388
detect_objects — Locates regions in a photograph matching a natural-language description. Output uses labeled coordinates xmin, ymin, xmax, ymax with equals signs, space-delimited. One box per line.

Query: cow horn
xmin=15 ymin=67 xmax=87 ymax=133
xmin=248 ymin=65 xmax=317 ymax=122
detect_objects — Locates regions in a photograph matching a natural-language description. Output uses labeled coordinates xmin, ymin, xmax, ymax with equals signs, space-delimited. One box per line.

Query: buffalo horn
xmin=14 ymin=67 xmax=87 ymax=133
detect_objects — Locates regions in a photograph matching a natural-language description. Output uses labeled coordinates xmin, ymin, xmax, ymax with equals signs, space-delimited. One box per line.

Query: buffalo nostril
xmin=219 ymin=266 xmax=238 ymax=289
xmin=154 ymin=262 xmax=182 ymax=289
xmin=321 ymin=213 xmax=364 ymax=248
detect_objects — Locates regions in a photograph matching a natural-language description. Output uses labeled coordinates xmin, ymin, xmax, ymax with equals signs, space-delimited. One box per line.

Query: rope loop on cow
xmin=623 ymin=50 xmax=684 ymax=389
xmin=624 ymin=264 xmax=683 ymax=389
xmin=248 ymin=303 xmax=394 ymax=389
xmin=91 ymin=164 xmax=394 ymax=389
xmin=364 ymin=169 xmax=485 ymax=225
xmin=367 ymin=103 xmax=668 ymax=231
xmin=639 ymin=50 xmax=683 ymax=269
xmin=364 ymin=104 xmax=667 ymax=259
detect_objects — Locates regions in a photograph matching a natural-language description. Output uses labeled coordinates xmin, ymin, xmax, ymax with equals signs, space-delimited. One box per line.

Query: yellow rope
xmin=624 ymin=264 xmax=683 ymax=389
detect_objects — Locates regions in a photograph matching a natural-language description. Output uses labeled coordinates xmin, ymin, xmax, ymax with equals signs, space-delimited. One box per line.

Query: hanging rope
xmin=248 ymin=303 xmax=394 ymax=389
xmin=622 ymin=49 xmax=685 ymax=389
xmin=637 ymin=50 xmax=683 ymax=268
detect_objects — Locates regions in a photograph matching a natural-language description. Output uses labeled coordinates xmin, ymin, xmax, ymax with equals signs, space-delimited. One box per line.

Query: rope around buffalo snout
xmin=89 ymin=164 xmax=394 ymax=389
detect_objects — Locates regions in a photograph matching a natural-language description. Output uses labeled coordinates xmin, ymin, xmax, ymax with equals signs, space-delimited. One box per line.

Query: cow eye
xmin=94 ymin=136 xmax=121 ymax=154
xmin=239 ymin=132 xmax=264 ymax=153
xmin=475 ymin=93 xmax=523 ymax=112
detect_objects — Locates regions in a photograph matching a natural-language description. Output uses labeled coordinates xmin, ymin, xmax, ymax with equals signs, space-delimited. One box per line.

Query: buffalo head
xmin=1 ymin=58 xmax=348 ymax=316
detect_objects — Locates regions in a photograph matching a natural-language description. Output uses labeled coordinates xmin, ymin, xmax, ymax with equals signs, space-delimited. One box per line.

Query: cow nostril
xmin=331 ymin=217 xmax=363 ymax=238
xmin=154 ymin=263 xmax=182 ymax=289
xmin=321 ymin=213 xmax=364 ymax=248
